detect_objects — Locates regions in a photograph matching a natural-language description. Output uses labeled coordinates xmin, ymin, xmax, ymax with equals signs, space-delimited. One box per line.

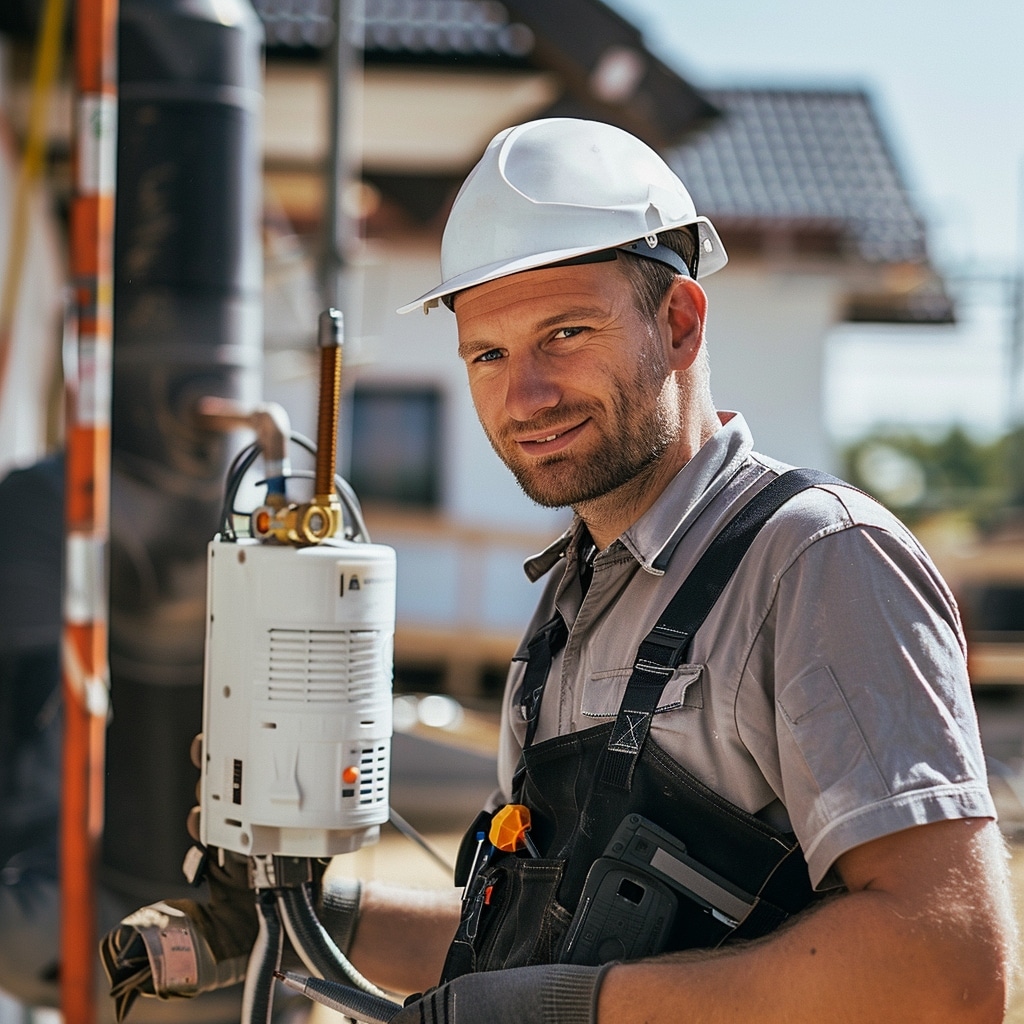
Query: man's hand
xmin=391 ymin=963 xmax=609 ymax=1024
xmin=99 ymin=849 xmax=257 ymax=1021
xmin=101 ymin=733 xmax=368 ymax=1020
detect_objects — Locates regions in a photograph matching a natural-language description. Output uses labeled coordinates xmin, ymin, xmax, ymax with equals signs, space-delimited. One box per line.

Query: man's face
xmin=454 ymin=260 xmax=682 ymax=509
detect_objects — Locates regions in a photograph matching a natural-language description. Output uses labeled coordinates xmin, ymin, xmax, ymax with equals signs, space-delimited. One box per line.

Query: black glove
xmin=391 ymin=963 xmax=609 ymax=1024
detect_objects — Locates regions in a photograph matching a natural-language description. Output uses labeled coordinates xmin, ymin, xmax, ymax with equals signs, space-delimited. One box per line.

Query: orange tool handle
xmin=489 ymin=804 xmax=540 ymax=856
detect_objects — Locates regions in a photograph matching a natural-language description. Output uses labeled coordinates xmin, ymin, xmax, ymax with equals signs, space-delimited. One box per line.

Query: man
xmin=104 ymin=118 xmax=1016 ymax=1022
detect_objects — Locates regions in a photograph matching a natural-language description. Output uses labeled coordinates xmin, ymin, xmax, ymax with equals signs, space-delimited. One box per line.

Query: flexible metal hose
xmin=276 ymin=882 xmax=391 ymax=1000
xmin=242 ymin=891 xmax=284 ymax=1024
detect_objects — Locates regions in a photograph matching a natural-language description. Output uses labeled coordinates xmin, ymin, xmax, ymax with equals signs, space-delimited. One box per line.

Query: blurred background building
xmin=8 ymin=0 xmax=943 ymax=700
xmin=5 ymin=0 xmax=1018 ymax=701
xmin=0 ymin=0 xmax=1018 ymax=774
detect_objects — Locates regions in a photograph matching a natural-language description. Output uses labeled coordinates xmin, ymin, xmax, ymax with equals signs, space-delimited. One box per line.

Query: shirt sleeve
xmin=741 ymin=496 xmax=995 ymax=888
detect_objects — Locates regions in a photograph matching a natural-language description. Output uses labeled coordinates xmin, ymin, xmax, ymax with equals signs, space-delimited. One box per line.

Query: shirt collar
xmin=522 ymin=412 xmax=753 ymax=581
xmin=523 ymin=527 xmax=575 ymax=582
xmin=623 ymin=412 xmax=752 ymax=574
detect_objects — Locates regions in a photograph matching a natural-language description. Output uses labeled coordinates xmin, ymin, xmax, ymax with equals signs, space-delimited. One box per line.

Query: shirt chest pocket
xmin=581 ymin=664 xmax=704 ymax=718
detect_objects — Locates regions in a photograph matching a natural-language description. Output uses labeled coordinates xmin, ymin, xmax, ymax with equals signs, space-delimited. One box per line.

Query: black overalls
xmin=442 ymin=470 xmax=839 ymax=982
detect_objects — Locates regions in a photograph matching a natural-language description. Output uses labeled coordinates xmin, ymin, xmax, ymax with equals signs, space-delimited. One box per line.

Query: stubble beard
xmin=484 ymin=353 xmax=679 ymax=510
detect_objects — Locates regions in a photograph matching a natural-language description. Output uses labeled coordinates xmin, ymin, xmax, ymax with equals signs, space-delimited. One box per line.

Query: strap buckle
xmin=639 ymin=625 xmax=691 ymax=668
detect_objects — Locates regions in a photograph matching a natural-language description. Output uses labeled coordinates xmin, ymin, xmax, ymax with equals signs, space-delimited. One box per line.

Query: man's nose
xmin=504 ymin=355 xmax=561 ymax=421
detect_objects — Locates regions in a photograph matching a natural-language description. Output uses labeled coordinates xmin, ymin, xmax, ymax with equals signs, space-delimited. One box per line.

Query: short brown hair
xmin=616 ymin=227 xmax=699 ymax=322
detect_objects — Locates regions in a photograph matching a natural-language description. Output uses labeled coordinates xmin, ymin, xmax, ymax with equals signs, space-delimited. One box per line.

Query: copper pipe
xmin=315 ymin=308 xmax=343 ymax=499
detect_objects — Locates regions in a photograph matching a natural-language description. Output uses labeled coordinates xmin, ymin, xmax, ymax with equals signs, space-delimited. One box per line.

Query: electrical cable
xmin=389 ymin=808 xmax=455 ymax=875
xmin=242 ymin=890 xmax=284 ymax=1024
xmin=218 ymin=441 xmax=261 ymax=539
xmin=216 ymin=433 xmax=370 ymax=543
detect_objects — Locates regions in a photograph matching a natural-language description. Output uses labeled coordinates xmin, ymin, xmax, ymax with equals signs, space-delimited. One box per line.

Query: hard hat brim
xmin=395 ymin=217 xmax=728 ymax=315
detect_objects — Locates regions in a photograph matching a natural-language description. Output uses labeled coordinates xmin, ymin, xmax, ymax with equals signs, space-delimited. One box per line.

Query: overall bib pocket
xmin=475 ymin=855 xmax=571 ymax=972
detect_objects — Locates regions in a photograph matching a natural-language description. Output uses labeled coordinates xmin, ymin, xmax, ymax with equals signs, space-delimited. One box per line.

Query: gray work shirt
xmin=496 ymin=413 xmax=995 ymax=888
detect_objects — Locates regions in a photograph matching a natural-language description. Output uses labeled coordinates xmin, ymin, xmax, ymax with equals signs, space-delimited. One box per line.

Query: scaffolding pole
xmin=319 ymin=0 xmax=362 ymax=310
xmin=61 ymin=0 xmax=118 ymax=1015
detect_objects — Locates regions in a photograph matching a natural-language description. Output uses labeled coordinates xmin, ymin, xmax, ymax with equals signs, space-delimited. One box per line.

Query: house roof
xmin=254 ymin=0 xmax=536 ymax=63
xmin=252 ymin=0 xmax=718 ymax=148
xmin=669 ymin=88 xmax=928 ymax=266
xmin=363 ymin=1 xmax=535 ymax=63
xmin=255 ymin=7 xmax=934 ymax=260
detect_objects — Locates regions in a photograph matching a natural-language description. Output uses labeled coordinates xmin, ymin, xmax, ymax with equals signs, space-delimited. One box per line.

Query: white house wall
xmin=701 ymin=265 xmax=846 ymax=473
xmin=0 ymin=126 xmax=65 ymax=478
xmin=337 ymin=246 xmax=567 ymax=649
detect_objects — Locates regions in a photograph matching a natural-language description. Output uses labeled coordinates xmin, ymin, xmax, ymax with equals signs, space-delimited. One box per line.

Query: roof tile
xmin=672 ymin=88 xmax=928 ymax=264
xmin=253 ymin=0 xmax=534 ymax=58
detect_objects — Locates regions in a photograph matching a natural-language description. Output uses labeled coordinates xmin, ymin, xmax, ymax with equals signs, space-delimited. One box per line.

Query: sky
xmin=605 ymin=0 xmax=1024 ymax=441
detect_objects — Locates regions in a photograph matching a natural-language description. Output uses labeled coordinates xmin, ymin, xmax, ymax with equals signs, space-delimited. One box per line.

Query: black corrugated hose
xmin=276 ymin=881 xmax=391 ymax=1000
xmin=242 ymin=890 xmax=284 ymax=1024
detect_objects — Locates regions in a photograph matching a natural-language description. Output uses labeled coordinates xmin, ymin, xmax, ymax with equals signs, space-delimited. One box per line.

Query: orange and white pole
xmin=62 ymin=0 xmax=118 ymax=1016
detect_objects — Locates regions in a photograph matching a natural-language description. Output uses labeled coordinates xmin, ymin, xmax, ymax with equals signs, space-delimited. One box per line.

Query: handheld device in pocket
xmin=561 ymin=857 xmax=677 ymax=965
xmin=562 ymin=813 xmax=758 ymax=965
xmin=609 ymin=814 xmax=757 ymax=928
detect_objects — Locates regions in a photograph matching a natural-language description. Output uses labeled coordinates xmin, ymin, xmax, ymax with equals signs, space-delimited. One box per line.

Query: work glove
xmin=99 ymin=847 xmax=257 ymax=1021
xmin=390 ymin=963 xmax=610 ymax=1024
xmin=100 ymin=859 xmax=364 ymax=1021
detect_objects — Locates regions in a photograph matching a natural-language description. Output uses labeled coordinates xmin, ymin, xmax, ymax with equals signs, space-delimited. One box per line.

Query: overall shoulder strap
xmin=518 ymin=614 xmax=570 ymax=749
xmin=602 ymin=468 xmax=841 ymax=790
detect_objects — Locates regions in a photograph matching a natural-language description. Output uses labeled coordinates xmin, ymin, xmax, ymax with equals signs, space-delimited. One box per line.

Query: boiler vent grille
xmin=266 ymin=629 xmax=380 ymax=702
xmin=357 ymin=743 xmax=388 ymax=806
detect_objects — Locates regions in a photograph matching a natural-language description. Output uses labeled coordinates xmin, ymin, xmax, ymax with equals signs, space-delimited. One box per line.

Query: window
xmin=348 ymin=385 xmax=441 ymax=508
xmin=963 ymin=584 xmax=1024 ymax=638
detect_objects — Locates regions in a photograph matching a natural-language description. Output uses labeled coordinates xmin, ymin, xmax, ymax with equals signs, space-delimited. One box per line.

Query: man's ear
xmin=663 ymin=277 xmax=707 ymax=372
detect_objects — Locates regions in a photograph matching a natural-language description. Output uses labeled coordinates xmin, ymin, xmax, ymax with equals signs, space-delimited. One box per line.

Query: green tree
xmin=841 ymin=427 xmax=1013 ymax=527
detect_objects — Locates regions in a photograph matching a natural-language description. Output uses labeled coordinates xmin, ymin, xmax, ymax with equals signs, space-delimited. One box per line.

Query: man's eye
xmin=474 ymin=349 xmax=504 ymax=364
xmin=553 ymin=326 xmax=586 ymax=340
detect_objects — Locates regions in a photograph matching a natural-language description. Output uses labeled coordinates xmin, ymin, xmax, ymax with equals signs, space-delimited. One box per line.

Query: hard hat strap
xmin=545 ymin=238 xmax=694 ymax=280
xmin=615 ymin=238 xmax=696 ymax=279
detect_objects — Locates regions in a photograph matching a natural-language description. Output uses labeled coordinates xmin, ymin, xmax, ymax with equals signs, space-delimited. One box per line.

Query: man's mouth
xmin=516 ymin=420 xmax=588 ymax=454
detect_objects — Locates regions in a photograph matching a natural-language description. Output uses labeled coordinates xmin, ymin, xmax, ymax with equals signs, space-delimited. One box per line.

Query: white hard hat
xmin=397 ymin=117 xmax=727 ymax=315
